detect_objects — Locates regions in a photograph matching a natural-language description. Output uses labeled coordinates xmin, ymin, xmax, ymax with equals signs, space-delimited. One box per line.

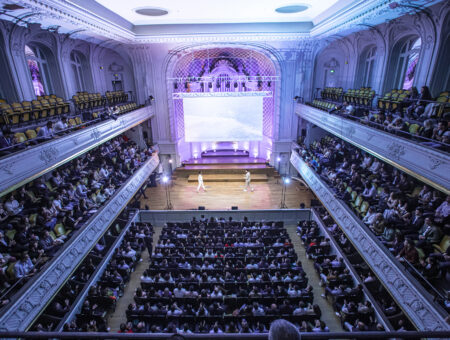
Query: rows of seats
xmin=298 ymin=136 xmax=449 ymax=310
xmin=0 ymin=95 xmax=70 ymax=126
xmin=309 ymin=100 xmax=337 ymax=111
xmin=12 ymin=117 xmax=84 ymax=144
xmin=321 ymin=88 xmax=343 ymax=101
xmin=106 ymin=91 xmax=128 ymax=105
xmin=342 ymin=87 xmax=375 ymax=107
xmin=72 ymin=92 xmax=105 ymax=111
xmin=377 ymin=89 xmax=412 ymax=112
xmin=124 ymin=219 xmax=329 ymax=334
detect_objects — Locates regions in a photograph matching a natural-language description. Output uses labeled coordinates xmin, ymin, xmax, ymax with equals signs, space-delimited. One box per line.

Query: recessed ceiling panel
xmin=95 ymin=0 xmax=340 ymax=25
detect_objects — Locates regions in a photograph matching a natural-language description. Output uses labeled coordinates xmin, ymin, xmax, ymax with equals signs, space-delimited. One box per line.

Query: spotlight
xmin=162 ymin=175 xmax=169 ymax=183
xmin=277 ymin=157 xmax=281 ymax=162
xmin=283 ymin=177 xmax=291 ymax=185
xmin=169 ymin=159 xmax=173 ymax=164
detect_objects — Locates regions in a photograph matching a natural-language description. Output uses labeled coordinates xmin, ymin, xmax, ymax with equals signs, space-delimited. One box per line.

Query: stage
xmin=141 ymin=155 xmax=316 ymax=210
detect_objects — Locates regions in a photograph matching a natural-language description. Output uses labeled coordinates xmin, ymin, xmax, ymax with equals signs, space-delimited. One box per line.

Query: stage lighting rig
xmin=280 ymin=177 xmax=290 ymax=209
xmin=162 ymin=175 xmax=173 ymax=210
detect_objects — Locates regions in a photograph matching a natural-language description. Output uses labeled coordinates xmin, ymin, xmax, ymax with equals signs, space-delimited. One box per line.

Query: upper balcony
xmin=0 ymin=105 xmax=155 ymax=197
xmin=295 ymin=103 xmax=450 ymax=194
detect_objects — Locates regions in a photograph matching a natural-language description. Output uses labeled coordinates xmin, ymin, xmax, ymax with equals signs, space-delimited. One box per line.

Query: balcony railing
xmin=295 ymin=103 xmax=450 ymax=194
xmin=0 ymin=105 xmax=155 ymax=197
xmin=0 ymin=154 xmax=159 ymax=331
xmin=290 ymin=151 xmax=448 ymax=331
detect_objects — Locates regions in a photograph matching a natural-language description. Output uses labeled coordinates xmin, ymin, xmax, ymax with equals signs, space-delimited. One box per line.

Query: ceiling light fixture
xmin=135 ymin=7 xmax=168 ymax=17
xmin=275 ymin=4 xmax=309 ymax=14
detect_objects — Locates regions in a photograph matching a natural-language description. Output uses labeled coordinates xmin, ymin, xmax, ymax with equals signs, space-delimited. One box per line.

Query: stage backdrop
xmin=182 ymin=92 xmax=265 ymax=142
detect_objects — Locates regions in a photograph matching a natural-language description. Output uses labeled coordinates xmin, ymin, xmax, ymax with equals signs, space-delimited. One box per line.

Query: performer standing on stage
xmin=244 ymin=170 xmax=254 ymax=192
xmin=197 ymin=171 xmax=206 ymax=193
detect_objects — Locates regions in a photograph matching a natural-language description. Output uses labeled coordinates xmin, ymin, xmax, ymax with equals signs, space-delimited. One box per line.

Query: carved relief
xmin=39 ymin=146 xmax=59 ymax=165
xmin=386 ymin=142 xmax=406 ymax=160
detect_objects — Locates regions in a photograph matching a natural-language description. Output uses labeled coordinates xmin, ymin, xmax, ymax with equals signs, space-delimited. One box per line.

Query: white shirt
xmin=198 ymin=174 xmax=203 ymax=183
xmin=54 ymin=121 xmax=68 ymax=132
xmin=245 ymin=172 xmax=251 ymax=182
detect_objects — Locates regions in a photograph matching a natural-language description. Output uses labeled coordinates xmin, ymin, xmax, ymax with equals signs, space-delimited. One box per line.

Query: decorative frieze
xmin=290 ymin=152 xmax=448 ymax=331
xmin=0 ymin=106 xmax=154 ymax=197
xmin=296 ymin=104 xmax=450 ymax=194
xmin=0 ymin=154 xmax=159 ymax=331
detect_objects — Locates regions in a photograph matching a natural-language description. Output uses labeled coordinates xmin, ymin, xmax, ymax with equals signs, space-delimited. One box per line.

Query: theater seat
xmin=433 ymin=235 xmax=450 ymax=254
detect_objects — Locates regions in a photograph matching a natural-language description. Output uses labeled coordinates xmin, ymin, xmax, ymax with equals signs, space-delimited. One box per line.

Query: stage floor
xmin=141 ymin=177 xmax=316 ymax=210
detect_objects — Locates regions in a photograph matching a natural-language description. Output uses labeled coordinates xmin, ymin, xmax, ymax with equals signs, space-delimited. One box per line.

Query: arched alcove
xmin=0 ymin=36 xmax=17 ymax=102
xmin=24 ymin=42 xmax=64 ymax=97
xmin=356 ymin=45 xmax=377 ymax=88
xmin=70 ymin=50 xmax=93 ymax=92
xmin=165 ymin=45 xmax=281 ymax=164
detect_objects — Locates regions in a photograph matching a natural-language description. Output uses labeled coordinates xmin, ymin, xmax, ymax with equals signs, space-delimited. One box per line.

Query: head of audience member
xmin=269 ymin=319 xmax=301 ymax=340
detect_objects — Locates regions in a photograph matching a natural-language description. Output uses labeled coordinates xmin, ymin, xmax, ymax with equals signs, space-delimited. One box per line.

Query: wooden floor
xmin=141 ymin=177 xmax=316 ymax=210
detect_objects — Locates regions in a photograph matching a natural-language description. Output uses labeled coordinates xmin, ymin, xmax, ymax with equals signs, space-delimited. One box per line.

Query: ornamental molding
xmin=172 ymin=91 xmax=273 ymax=99
xmin=290 ymin=152 xmax=448 ymax=331
xmin=296 ymin=104 xmax=450 ymax=194
xmin=2 ymin=0 xmax=444 ymax=45
xmin=0 ymin=106 xmax=155 ymax=197
xmin=0 ymin=155 xmax=159 ymax=331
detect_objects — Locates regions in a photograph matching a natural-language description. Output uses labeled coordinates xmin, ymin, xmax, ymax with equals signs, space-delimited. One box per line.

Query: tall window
xmin=394 ymin=37 xmax=421 ymax=89
xmin=362 ymin=47 xmax=376 ymax=87
xmin=70 ymin=51 xmax=86 ymax=92
xmin=25 ymin=44 xmax=54 ymax=96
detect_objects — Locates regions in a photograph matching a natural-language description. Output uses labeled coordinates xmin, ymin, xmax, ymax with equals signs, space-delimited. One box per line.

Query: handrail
xmin=309 ymin=208 xmax=394 ymax=331
xmin=0 ymin=331 xmax=449 ymax=339
xmin=55 ymin=209 xmax=140 ymax=330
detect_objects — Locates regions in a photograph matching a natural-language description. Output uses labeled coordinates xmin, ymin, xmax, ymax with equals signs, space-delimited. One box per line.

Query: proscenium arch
xmin=163 ymin=43 xmax=284 ymax=145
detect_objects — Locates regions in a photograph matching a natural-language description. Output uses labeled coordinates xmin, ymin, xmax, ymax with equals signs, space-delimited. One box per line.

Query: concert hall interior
xmin=0 ymin=0 xmax=449 ymax=338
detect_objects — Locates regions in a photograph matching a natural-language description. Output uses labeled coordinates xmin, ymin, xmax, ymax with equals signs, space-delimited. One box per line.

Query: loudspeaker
xmin=198 ymin=206 xmax=205 ymax=210
xmin=231 ymin=206 xmax=238 ymax=210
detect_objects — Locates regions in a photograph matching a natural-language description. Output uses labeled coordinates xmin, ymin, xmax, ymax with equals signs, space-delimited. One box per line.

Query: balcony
xmin=295 ymin=103 xmax=450 ymax=194
xmin=290 ymin=151 xmax=448 ymax=331
xmin=0 ymin=154 xmax=159 ymax=331
xmin=0 ymin=105 xmax=155 ymax=196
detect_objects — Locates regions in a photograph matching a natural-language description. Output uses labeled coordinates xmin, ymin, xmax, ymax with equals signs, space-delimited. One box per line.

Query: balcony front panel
xmin=0 ymin=106 xmax=155 ymax=196
xmin=0 ymin=154 xmax=159 ymax=331
xmin=296 ymin=104 xmax=450 ymax=194
xmin=290 ymin=151 xmax=448 ymax=331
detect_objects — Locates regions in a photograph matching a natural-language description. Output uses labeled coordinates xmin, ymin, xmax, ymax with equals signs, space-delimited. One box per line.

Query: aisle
xmin=107 ymin=226 xmax=163 ymax=331
xmin=285 ymin=225 xmax=343 ymax=331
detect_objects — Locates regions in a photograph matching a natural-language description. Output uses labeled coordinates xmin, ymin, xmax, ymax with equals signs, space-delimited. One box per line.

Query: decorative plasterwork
xmin=290 ymin=152 xmax=448 ymax=331
xmin=1 ymin=0 xmax=443 ymax=44
xmin=0 ymin=154 xmax=159 ymax=331
xmin=296 ymin=104 xmax=450 ymax=194
xmin=0 ymin=106 xmax=155 ymax=197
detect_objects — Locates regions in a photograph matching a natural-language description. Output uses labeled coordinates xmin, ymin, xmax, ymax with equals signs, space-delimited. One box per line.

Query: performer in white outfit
xmin=244 ymin=170 xmax=254 ymax=192
xmin=197 ymin=171 xmax=206 ymax=192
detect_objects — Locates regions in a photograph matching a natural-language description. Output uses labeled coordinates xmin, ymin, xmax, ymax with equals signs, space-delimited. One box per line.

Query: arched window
xmin=25 ymin=44 xmax=54 ymax=96
xmin=362 ymin=46 xmax=377 ymax=87
xmin=394 ymin=37 xmax=421 ymax=89
xmin=70 ymin=51 xmax=86 ymax=92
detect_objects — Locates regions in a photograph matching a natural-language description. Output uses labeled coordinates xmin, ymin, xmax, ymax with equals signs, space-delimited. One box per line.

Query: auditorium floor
xmin=106 ymin=225 xmax=343 ymax=332
xmin=140 ymin=178 xmax=316 ymax=210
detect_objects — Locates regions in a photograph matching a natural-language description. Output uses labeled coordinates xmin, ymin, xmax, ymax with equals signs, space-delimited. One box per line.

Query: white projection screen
xmin=183 ymin=94 xmax=263 ymax=142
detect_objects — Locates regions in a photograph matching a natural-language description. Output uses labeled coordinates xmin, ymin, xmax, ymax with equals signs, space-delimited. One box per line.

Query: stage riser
xmin=175 ymin=168 xmax=276 ymax=176
xmin=187 ymin=174 xmax=268 ymax=183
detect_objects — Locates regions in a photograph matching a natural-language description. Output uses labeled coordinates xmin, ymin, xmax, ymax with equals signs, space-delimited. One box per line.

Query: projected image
xmin=183 ymin=96 xmax=263 ymax=142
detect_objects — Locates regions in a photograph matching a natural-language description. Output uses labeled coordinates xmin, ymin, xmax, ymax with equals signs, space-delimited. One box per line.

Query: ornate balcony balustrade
xmin=290 ymin=151 xmax=448 ymax=331
xmin=295 ymin=103 xmax=450 ymax=194
xmin=0 ymin=105 xmax=155 ymax=197
xmin=0 ymin=154 xmax=159 ymax=331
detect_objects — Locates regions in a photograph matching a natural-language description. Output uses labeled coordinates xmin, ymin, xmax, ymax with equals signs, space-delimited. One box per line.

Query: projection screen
xmin=183 ymin=94 xmax=263 ymax=142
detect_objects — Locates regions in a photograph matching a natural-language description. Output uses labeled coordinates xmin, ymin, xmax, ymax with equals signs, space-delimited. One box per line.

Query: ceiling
xmin=94 ymin=0 xmax=341 ymax=26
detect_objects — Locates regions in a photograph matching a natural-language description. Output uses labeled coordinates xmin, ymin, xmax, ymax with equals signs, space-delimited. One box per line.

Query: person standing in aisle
xmin=244 ymin=170 xmax=254 ymax=192
xmin=197 ymin=171 xmax=206 ymax=193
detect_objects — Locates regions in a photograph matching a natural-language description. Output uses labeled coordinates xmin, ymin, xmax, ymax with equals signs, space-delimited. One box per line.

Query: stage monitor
xmin=182 ymin=92 xmax=265 ymax=142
